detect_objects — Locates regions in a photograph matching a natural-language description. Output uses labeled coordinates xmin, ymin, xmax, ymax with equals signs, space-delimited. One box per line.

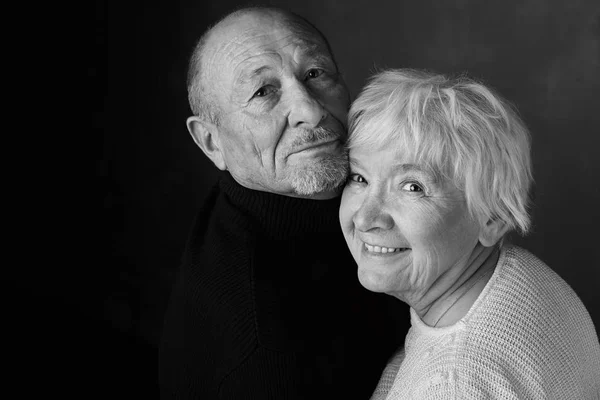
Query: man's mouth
xmin=290 ymin=126 xmax=343 ymax=152
xmin=296 ymin=138 xmax=339 ymax=151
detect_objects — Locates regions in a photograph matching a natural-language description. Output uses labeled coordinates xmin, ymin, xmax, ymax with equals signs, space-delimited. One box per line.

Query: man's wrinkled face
xmin=207 ymin=12 xmax=351 ymax=198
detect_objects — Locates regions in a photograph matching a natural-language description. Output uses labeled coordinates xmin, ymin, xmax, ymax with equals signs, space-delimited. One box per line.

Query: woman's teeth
xmin=364 ymin=243 xmax=406 ymax=253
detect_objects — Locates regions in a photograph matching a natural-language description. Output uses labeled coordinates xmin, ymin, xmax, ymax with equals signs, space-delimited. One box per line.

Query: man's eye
xmin=347 ymin=173 xmax=367 ymax=184
xmin=253 ymin=86 xmax=275 ymax=98
xmin=305 ymin=68 xmax=324 ymax=80
xmin=401 ymin=182 xmax=423 ymax=192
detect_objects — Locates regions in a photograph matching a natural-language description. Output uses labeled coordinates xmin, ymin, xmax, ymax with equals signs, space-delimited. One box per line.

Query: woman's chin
xmin=357 ymin=267 xmax=395 ymax=294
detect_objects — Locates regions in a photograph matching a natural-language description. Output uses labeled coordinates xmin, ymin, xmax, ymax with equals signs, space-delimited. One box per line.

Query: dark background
xmin=76 ymin=0 xmax=600 ymax=396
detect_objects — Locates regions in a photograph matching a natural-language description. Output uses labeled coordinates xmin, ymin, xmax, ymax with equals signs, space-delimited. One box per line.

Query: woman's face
xmin=339 ymin=144 xmax=482 ymax=304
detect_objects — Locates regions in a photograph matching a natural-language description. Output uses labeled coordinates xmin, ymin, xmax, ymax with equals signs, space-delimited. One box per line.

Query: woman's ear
xmin=186 ymin=116 xmax=227 ymax=171
xmin=479 ymin=218 xmax=509 ymax=247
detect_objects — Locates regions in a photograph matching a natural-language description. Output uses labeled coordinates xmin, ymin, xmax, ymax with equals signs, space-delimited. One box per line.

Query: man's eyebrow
xmin=302 ymin=47 xmax=335 ymax=67
xmin=288 ymin=38 xmax=335 ymax=67
xmin=235 ymin=65 xmax=273 ymax=86
xmin=307 ymin=52 xmax=334 ymax=66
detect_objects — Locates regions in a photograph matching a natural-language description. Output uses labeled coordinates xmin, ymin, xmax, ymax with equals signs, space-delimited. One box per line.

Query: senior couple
xmin=159 ymin=6 xmax=600 ymax=399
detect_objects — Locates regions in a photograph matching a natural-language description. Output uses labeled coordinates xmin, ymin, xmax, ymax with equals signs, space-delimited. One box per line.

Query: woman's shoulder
xmin=473 ymin=245 xmax=594 ymax=332
xmin=465 ymin=243 xmax=598 ymax=352
xmin=494 ymin=245 xmax=586 ymax=315
xmin=457 ymin=245 xmax=600 ymax=397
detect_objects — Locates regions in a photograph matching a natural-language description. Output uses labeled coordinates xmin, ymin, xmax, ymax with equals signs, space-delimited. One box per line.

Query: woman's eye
xmin=402 ymin=182 xmax=423 ymax=192
xmin=347 ymin=173 xmax=367 ymax=184
xmin=306 ymin=68 xmax=324 ymax=80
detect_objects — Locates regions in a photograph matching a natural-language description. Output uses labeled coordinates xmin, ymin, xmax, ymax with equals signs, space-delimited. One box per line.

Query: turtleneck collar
xmin=219 ymin=171 xmax=343 ymax=239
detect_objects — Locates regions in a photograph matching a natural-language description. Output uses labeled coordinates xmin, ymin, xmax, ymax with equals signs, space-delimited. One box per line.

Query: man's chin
xmin=289 ymin=154 xmax=349 ymax=197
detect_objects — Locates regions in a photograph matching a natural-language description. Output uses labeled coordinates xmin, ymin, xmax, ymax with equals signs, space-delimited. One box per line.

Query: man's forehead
xmin=220 ymin=9 xmax=323 ymax=41
xmin=231 ymin=40 xmax=329 ymax=79
xmin=222 ymin=26 xmax=326 ymax=60
xmin=211 ymin=11 xmax=327 ymax=57
xmin=203 ymin=10 xmax=332 ymax=98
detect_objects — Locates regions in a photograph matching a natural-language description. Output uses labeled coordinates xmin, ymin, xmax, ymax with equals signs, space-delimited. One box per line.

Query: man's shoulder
xmin=178 ymin=215 xmax=256 ymax=311
xmin=169 ymin=187 xmax=258 ymax=324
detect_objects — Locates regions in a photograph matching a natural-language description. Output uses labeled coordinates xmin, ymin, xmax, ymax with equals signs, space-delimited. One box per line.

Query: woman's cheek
xmin=339 ymin=193 xmax=353 ymax=234
xmin=340 ymin=188 xmax=362 ymax=240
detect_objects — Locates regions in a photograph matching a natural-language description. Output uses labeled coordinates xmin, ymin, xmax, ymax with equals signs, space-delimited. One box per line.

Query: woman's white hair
xmin=348 ymin=69 xmax=533 ymax=235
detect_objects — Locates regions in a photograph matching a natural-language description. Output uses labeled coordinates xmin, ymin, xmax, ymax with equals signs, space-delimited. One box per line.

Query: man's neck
xmin=228 ymin=172 xmax=342 ymax=200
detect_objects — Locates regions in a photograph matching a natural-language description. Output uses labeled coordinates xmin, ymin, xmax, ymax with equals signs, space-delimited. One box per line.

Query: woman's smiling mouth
xmin=363 ymin=242 xmax=411 ymax=254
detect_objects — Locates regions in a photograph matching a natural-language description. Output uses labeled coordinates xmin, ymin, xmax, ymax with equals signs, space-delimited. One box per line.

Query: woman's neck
xmin=420 ymin=244 xmax=500 ymax=328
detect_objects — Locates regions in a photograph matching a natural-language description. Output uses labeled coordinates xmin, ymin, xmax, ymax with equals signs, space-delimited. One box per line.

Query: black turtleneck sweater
xmin=159 ymin=172 xmax=409 ymax=399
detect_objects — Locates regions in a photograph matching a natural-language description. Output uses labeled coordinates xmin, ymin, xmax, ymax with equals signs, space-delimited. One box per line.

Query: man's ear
xmin=479 ymin=218 xmax=509 ymax=247
xmin=186 ymin=116 xmax=227 ymax=171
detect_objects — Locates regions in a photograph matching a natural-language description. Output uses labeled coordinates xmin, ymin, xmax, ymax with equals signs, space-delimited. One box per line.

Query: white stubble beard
xmin=289 ymin=150 xmax=349 ymax=196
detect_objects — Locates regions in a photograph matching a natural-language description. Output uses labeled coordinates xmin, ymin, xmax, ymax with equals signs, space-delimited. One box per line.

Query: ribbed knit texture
xmin=371 ymin=245 xmax=600 ymax=399
xmin=159 ymin=171 xmax=409 ymax=399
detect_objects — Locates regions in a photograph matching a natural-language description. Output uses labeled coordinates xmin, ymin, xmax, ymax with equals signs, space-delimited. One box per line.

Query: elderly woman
xmin=339 ymin=69 xmax=600 ymax=399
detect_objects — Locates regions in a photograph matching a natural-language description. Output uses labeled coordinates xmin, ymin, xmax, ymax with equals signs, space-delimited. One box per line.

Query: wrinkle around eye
xmin=252 ymin=85 xmax=278 ymax=99
xmin=347 ymin=173 xmax=367 ymax=185
xmin=399 ymin=181 xmax=433 ymax=198
xmin=401 ymin=182 xmax=423 ymax=192
xmin=310 ymin=70 xmax=339 ymax=86
xmin=305 ymin=68 xmax=324 ymax=80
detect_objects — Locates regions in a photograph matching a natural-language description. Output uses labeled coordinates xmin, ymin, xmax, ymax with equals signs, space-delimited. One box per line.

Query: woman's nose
xmin=353 ymin=194 xmax=394 ymax=232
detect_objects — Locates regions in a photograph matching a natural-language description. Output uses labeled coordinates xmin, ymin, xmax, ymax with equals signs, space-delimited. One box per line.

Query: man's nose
xmin=287 ymin=82 xmax=328 ymax=129
xmin=353 ymin=193 xmax=394 ymax=233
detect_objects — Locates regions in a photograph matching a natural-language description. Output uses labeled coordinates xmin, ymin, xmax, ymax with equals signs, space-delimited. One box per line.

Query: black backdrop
xmin=92 ymin=0 xmax=600 ymax=396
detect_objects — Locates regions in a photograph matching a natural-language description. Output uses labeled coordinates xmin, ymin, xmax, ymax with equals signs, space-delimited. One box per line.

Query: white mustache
xmin=291 ymin=126 xmax=342 ymax=148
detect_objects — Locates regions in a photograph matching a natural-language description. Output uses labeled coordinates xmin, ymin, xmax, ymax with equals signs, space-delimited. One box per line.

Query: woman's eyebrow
xmin=392 ymin=163 xmax=428 ymax=174
xmin=395 ymin=164 xmax=445 ymax=186
xmin=349 ymin=158 xmax=364 ymax=170
xmin=349 ymin=160 xmax=429 ymax=173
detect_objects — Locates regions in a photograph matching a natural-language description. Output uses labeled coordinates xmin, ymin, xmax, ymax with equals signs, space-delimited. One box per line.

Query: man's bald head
xmin=186 ymin=7 xmax=337 ymax=124
xmin=185 ymin=6 xmax=350 ymax=198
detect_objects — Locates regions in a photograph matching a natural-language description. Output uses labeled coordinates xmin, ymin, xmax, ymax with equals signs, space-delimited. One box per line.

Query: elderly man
xmin=159 ymin=6 xmax=407 ymax=400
